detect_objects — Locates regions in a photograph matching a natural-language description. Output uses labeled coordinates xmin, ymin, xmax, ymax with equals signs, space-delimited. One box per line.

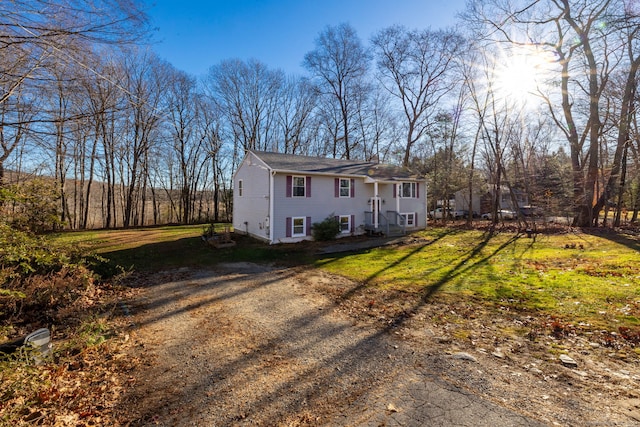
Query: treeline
xmin=1 ymin=0 xmax=639 ymax=231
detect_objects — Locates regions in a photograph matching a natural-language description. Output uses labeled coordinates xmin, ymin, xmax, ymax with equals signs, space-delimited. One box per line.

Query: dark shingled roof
xmin=250 ymin=150 xmax=421 ymax=181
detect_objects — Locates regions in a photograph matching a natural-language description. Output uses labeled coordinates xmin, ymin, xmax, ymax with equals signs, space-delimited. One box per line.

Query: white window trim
xmin=400 ymin=182 xmax=417 ymax=199
xmin=292 ymin=216 xmax=306 ymax=237
xmin=402 ymin=212 xmax=416 ymax=227
xmin=292 ymin=175 xmax=306 ymax=198
xmin=339 ymin=178 xmax=351 ymax=198
xmin=338 ymin=215 xmax=351 ymax=233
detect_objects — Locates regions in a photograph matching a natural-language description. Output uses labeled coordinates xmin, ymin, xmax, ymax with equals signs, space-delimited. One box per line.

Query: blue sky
xmin=145 ymin=0 xmax=467 ymax=77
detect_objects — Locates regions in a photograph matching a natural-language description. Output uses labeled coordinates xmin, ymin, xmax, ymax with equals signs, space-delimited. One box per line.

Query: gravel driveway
xmin=117 ymin=262 xmax=547 ymax=426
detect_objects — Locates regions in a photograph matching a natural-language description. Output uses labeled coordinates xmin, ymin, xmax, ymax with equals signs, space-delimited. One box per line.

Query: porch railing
xmin=364 ymin=210 xmax=406 ymax=236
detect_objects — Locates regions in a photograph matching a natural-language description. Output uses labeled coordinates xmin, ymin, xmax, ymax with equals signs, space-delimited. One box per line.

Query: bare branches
xmin=372 ymin=25 xmax=466 ymax=166
xmin=303 ymin=23 xmax=372 ymax=159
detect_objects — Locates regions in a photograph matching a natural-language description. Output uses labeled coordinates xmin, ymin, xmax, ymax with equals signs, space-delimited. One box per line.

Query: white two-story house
xmin=233 ymin=150 xmax=427 ymax=244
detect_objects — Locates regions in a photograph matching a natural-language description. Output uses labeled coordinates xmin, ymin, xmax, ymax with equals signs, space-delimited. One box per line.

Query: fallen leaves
xmin=0 ymin=277 xmax=140 ymax=426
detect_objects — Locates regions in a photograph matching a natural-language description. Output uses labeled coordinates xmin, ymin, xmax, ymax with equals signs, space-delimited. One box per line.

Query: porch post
xmin=373 ymin=181 xmax=379 ymax=229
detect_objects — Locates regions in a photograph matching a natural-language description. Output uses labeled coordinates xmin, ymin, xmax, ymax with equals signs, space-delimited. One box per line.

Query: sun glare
xmin=494 ymin=45 xmax=554 ymax=108
xmin=498 ymin=57 xmax=537 ymax=98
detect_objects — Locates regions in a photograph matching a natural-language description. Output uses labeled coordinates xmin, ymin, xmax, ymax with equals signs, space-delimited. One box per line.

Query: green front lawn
xmin=315 ymin=228 xmax=640 ymax=330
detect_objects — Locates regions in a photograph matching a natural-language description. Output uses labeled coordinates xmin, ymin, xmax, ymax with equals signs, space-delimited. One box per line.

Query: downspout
xmin=269 ymin=170 xmax=275 ymax=243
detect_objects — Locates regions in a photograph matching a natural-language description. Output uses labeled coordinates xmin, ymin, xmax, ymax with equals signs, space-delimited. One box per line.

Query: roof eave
xmin=271 ymin=168 xmax=368 ymax=178
xmin=364 ymin=176 xmax=425 ymax=184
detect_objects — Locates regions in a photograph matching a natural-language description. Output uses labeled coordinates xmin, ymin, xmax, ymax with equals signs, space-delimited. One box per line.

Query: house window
xmin=292 ymin=217 xmax=306 ymax=236
xmin=400 ymin=182 xmax=417 ymax=198
xmin=339 ymin=179 xmax=351 ymax=197
xmin=292 ymin=176 xmax=306 ymax=197
xmin=335 ymin=178 xmax=354 ymax=198
xmin=238 ymin=179 xmax=243 ymax=197
xmin=287 ymin=175 xmax=311 ymax=198
xmin=339 ymin=215 xmax=351 ymax=233
xmin=402 ymin=212 xmax=416 ymax=227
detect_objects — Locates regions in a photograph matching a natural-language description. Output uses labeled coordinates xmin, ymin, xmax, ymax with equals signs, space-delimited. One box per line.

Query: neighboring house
xmin=454 ymin=189 xmax=482 ymax=215
xmin=233 ymin=150 xmax=427 ymax=244
xmin=454 ymin=187 xmax=529 ymax=215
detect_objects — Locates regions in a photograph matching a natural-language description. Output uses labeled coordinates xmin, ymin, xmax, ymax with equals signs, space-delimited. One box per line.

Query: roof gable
xmin=249 ymin=150 xmax=421 ymax=181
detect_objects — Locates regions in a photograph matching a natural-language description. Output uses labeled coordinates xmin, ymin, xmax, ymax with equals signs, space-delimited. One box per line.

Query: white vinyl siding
xmin=232 ymin=152 xmax=271 ymax=241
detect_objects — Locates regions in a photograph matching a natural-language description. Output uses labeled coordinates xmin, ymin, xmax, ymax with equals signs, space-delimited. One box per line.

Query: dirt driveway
xmin=116 ymin=263 xmax=638 ymax=426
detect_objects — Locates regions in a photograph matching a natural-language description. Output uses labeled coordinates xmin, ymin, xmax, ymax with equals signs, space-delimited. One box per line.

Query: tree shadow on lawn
xmin=100 ymin=236 xmax=216 ymax=272
xmin=583 ymin=227 xmax=640 ymax=252
xmin=315 ymin=228 xmax=460 ymax=302
xmin=420 ymin=233 xmax=519 ymax=301
xmin=316 ymin=229 xmax=521 ymax=329
xmin=99 ymin=234 xmax=313 ymax=274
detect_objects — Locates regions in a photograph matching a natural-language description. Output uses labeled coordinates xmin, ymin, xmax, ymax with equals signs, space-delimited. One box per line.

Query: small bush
xmin=0 ymin=223 xmax=121 ymax=337
xmin=0 ymin=178 xmax=62 ymax=233
xmin=0 ymin=224 xmax=117 ymax=280
xmin=312 ymin=215 xmax=341 ymax=241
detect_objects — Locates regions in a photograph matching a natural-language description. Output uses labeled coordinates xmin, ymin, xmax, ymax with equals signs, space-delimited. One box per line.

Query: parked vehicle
xmin=453 ymin=210 xmax=467 ymax=219
xmin=428 ymin=207 xmax=452 ymax=219
xmin=453 ymin=209 xmax=479 ymax=219
xmin=519 ymin=206 xmax=543 ymax=217
xmin=481 ymin=209 xmax=515 ymax=220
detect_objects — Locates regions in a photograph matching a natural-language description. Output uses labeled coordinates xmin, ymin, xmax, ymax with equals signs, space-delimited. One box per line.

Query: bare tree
xmin=118 ymin=50 xmax=167 ymax=228
xmin=205 ymin=58 xmax=284 ymax=158
xmin=0 ymin=0 xmax=149 ymax=227
xmin=0 ymin=85 xmax=34 ymax=186
xmin=0 ymin=0 xmax=148 ymax=111
xmin=629 ymin=104 xmax=640 ymax=222
xmin=198 ymin=98 xmax=225 ymax=222
xmin=354 ymin=87 xmax=397 ymax=162
xmin=78 ymin=51 xmax=121 ymax=229
xmin=463 ymin=44 xmax=523 ymax=227
xmin=593 ymin=5 xmax=640 ymax=225
xmin=372 ymin=25 xmax=466 ymax=166
xmin=462 ymin=0 xmax=639 ymax=227
xmin=163 ymin=67 xmax=214 ymax=224
xmin=277 ymin=76 xmax=317 ymax=154
xmin=303 ymin=23 xmax=371 ymax=159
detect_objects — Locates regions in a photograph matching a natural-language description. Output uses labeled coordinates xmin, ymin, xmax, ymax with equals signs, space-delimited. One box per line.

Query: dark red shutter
xmin=393 ymin=183 xmax=397 ymax=198
xmin=416 ymin=183 xmax=419 ymax=198
xmin=306 ymin=176 xmax=311 ymax=198
xmin=415 ymin=213 xmax=418 ymax=226
xmin=350 ymin=214 xmax=355 ymax=232
xmin=334 ymin=178 xmax=339 ymax=198
xmin=286 ymin=176 xmax=292 ymax=197
xmin=286 ymin=217 xmax=292 ymax=237
xmin=350 ymin=179 xmax=355 ymax=198
xmin=306 ymin=217 xmax=311 ymax=235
